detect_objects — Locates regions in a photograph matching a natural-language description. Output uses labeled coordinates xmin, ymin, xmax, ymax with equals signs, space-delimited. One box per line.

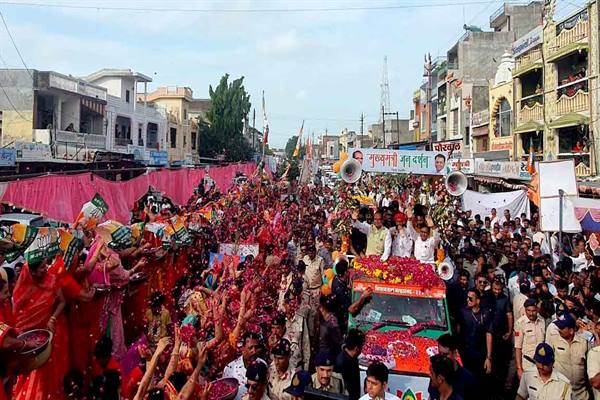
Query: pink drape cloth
xmin=0 ymin=163 xmax=259 ymax=223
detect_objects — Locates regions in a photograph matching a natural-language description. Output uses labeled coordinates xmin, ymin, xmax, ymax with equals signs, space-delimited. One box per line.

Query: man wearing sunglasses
xmin=243 ymin=361 xmax=270 ymax=400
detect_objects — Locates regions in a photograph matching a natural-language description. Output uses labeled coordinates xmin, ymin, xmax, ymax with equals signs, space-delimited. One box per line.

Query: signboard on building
xmin=184 ymin=153 xmax=195 ymax=165
xmin=0 ymin=148 xmax=16 ymax=166
xmin=348 ymin=148 xmax=446 ymax=175
xmin=15 ymin=142 xmax=52 ymax=161
xmin=513 ymin=26 xmax=542 ymax=57
xmin=446 ymin=158 xmax=476 ymax=174
xmin=490 ymin=136 xmax=514 ymax=152
xmin=474 ymin=160 xmax=531 ymax=181
xmin=148 ymin=150 xmax=168 ymax=166
xmin=127 ymin=145 xmax=148 ymax=161
xmin=432 ymin=140 xmax=463 ymax=159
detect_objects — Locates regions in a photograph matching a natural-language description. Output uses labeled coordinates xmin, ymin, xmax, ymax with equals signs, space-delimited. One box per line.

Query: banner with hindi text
xmin=348 ymin=148 xmax=446 ymax=175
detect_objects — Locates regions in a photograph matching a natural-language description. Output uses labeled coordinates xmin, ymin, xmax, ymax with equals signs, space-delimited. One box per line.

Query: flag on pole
xmin=527 ymin=146 xmax=536 ymax=175
xmin=293 ymin=121 xmax=305 ymax=157
xmin=262 ymin=91 xmax=269 ymax=146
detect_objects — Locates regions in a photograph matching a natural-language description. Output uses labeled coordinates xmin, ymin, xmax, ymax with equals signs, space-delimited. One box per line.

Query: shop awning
xmin=548 ymin=113 xmax=589 ymax=129
xmin=514 ymin=121 xmax=544 ymax=134
xmin=546 ymin=42 xmax=589 ymax=63
xmin=512 ymin=62 xmax=543 ymax=78
xmin=472 ymin=125 xmax=489 ymax=137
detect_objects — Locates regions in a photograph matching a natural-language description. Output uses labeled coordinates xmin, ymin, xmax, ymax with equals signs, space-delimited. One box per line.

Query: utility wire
xmin=0 ymin=9 xmax=32 ymax=78
xmin=0 ymin=0 xmax=512 ymax=13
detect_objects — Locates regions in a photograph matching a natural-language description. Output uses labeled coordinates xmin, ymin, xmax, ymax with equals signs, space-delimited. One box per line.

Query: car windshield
xmin=352 ymin=290 xmax=448 ymax=329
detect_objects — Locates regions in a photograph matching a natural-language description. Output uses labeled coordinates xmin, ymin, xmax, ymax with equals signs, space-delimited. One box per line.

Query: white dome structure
xmin=494 ymin=51 xmax=515 ymax=86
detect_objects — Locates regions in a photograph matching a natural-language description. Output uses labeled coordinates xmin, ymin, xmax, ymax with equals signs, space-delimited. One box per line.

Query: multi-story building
xmin=85 ymin=69 xmax=168 ymax=163
xmin=0 ymin=69 xmax=108 ymax=161
xmin=319 ymin=134 xmax=340 ymax=160
xmin=487 ymin=52 xmax=516 ymax=160
xmin=145 ymin=86 xmax=203 ymax=164
xmin=510 ymin=0 xmax=598 ymax=178
xmin=435 ymin=1 xmax=543 ymax=156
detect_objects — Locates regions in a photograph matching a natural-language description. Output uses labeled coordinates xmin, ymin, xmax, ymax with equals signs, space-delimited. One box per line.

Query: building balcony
xmin=513 ymin=47 xmax=543 ymax=77
xmin=555 ymin=82 xmax=589 ymax=117
xmin=114 ymin=137 xmax=132 ymax=146
xmin=516 ymin=95 xmax=544 ymax=128
xmin=547 ymin=9 xmax=589 ymax=62
xmin=54 ymin=130 xmax=106 ymax=149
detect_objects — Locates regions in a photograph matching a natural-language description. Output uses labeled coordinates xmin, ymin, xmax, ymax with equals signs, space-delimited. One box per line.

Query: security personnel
xmin=242 ymin=361 xmax=271 ymax=400
xmin=516 ymin=343 xmax=572 ymax=400
xmin=268 ymin=339 xmax=295 ymax=400
xmin=310 ymin=352 xmax=346 ymax=395
xmin=546 ymin=314 xmax=590 ymax=400
xmin=284 ymin=371 xmax=312 ymax=400
xmin=515 ymin=298 xmax=546 ymax=377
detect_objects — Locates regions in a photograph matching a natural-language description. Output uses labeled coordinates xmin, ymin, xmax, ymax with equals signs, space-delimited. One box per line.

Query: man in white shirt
xmin=406 ymin=210 xmax=439 ymax=264
xmin=389 ymin=212 xmax=413 ymax=258
xmin=489 ymin=208 xmax=499 ymax=227
xmin=223 ymin=332 xmax=266 ymax=400
xmin=359 ymin=362 xmax=400 ymax=400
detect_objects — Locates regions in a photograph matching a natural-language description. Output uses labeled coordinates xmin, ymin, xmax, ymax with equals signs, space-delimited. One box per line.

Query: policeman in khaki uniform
xmin=515 ymin=298 xmax=546 ymax=377
xmin=310 ymin=352 xmax=347 ymax=395
xmin=268 ymin=339 xmax=296 ymax=400
xmin=587 ymin=321 xmax=600 ymax=400
xmin=516 ymin=343 xmax=572 ymax=400
xmin=546 ymin=314 xmax=590 ymax=400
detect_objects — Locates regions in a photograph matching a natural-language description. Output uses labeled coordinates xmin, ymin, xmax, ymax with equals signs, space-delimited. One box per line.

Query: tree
xmin=199 ymin=74 xmax=253 ymax=162
xmin=284 ymin=135 xmax=306 ymax=159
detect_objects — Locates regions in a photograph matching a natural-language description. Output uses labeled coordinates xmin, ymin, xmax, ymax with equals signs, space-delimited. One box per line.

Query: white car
xmin=0 ymin=213 xmax=45 ymax=228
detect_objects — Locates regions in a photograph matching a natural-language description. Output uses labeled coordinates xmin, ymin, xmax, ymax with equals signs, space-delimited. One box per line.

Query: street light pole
xmin=424 ymin=53 xmax=433 ymax=147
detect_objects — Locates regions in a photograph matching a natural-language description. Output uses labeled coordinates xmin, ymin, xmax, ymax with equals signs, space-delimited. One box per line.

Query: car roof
xmin=0 ymin=213 xmax=43 ymax=222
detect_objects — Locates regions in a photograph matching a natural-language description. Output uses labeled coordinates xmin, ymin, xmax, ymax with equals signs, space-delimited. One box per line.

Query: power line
xmin=0 ymin=9 xmax=32 ymax=78
xmin=0 ymin=0 xmax=512 ymax=13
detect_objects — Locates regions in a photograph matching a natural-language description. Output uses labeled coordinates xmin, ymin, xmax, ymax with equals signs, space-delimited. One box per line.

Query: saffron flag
xmin=262 ymin=91 xmax=269 ymax=146
xmin=293 ymin=120 xmax=305 ymax=158
xmin=527 ymin=146 xmax=536 ymax=175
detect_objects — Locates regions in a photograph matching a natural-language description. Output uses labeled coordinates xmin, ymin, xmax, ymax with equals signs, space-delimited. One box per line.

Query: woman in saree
xmin=88 ymin=239 xmax=147 ymax=361
xmin=12 ymin=258 xmax=67 ymax=400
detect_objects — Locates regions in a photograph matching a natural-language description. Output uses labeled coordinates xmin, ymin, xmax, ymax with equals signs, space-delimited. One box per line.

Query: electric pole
xmin=424 ymin=53 xmax=433 ymax=147
xmin=360 ymin=113 xmax=364 ymax=135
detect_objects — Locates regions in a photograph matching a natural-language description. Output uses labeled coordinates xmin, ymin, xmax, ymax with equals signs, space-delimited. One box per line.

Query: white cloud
xmin=257 ymin=29 xmax=301 ymax=55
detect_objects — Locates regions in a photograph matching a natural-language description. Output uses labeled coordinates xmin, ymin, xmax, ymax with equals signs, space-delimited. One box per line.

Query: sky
xmin=0 ymin=0 xmax=586 ymax=148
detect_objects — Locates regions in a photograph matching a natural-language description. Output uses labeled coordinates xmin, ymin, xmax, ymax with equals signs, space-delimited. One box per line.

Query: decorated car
xmin=350 ymin=256 xmax=451 ymax=400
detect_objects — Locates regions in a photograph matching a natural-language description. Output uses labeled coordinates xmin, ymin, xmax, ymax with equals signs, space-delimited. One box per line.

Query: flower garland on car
xmin=361 ymin=322 xmax=437 ymax=374
xmin=354 ymin=255 xmax=443 ymax=290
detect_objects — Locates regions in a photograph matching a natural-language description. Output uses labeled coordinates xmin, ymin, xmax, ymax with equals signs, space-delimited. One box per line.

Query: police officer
xmin=546 ymin=314 xmax=590 ymax=400
xmin=516 ymin=343 xmax=572 ymax=400
xmin=268 ymin=339 xmax=295 ymax=400
xmin=310 ymin=352 xmax=346 ymax=395
xmin=242 ymin=361 xmax=270 ymax=400
xmin=284 ymin=371 xmax=312 ymax=400
xmin=515 ymin=298 xmax=546 ymax=379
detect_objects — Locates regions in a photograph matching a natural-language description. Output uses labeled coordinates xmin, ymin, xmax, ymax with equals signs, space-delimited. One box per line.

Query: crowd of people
xmin=0 ymin=165 xmax=598 ymax=400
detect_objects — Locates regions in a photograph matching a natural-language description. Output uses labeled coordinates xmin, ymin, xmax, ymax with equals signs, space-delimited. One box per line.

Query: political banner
xmin=474 ymin=160 xmax=532 ymax=181
xmin=59 ymin=228 xmax=82 ymax=270
xmin=348 ymin=148 xmax=446 ymax=175
xmin=74 ymin=193 xmax=109 ymax=230
xmin=24 ymin=227 xmax=60 ymax=265
xmin=3 ymin=224 xmax=38 ymax=262
xmin=96 ymin=220 xmax=132 ymax=250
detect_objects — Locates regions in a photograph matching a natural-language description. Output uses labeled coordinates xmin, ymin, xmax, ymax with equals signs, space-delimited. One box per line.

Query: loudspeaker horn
xmin=341 ymin=158 xmax=362 ymax=184
xmin=437 ymin=261 xmax=455 ymax=281
xmin=445 ymin=170 xmax=468 ymax=197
